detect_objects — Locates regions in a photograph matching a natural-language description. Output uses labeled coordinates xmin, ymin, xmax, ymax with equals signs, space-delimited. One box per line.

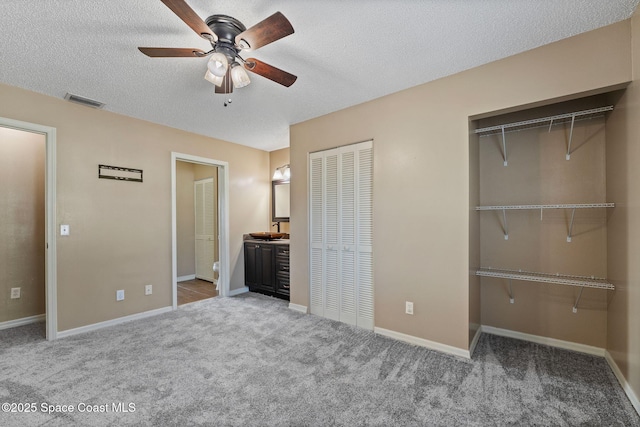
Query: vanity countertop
xmin=242 ymin=234 xmax=290 ymax=245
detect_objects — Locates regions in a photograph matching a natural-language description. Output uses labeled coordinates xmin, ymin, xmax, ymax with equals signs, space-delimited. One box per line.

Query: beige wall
xmin=606 ymin=9 xmax=640 ymax=409
xmin=478 ymin=101 xmax=609 ymax=348
xmin=0 ymin=82 xmax=270 ymax=331
xmin=0 ymin=127 xmax=45 ymax=322
xmin=290 ymin=21 xmax=632 ymax=351
xmin=269 ymin=147 xmax=290 ymax=234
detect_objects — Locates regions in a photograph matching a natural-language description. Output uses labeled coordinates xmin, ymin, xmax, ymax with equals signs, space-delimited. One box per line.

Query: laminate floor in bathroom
xmin=178 ymin=278 xmax=218 ymax=305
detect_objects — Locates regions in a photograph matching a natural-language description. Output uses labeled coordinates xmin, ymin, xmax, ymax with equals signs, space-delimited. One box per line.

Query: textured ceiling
xmin=1 ymin=1 xmax=638 ymax=151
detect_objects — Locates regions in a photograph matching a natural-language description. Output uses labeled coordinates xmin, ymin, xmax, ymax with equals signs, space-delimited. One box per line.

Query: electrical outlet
xmin=116 ymin=290 xmax=125 ymax=301
xmin=145 ymin=285 xmax=152 ymax=295
xmin=10 ymin=287 xmax=21 ymax=299
xmin=405 ymin=301 xmax=414 ymax=315
xmin=60 ymin=224 xmax=70 ymax=236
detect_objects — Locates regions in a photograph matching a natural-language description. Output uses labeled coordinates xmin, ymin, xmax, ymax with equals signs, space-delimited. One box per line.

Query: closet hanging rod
xmin=475 ymin=203 xmax=615 ymax=211
xmin=476 ymin=267 xmax=614 ymax=290
xmin=475 ymin=105 xmax=613 ymax=136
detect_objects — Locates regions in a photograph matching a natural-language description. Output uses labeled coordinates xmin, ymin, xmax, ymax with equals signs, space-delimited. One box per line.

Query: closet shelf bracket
xmin=501 ymin=126 xmax=507 ymax=166
xmin=502 ymin=208 xmax=508 ymax=240
xmin=572 ymin=287 xmax=585 ymax=314
xmin=508 ymin=279 xmax=514 ymax=304
xmin=566 ymin=114 xmax=576 ymax=160
xmin=567 ymin=208 xmax=576 ymax=242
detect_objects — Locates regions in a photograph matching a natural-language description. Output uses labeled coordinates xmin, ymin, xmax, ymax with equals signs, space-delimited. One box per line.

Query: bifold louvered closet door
xmin=309 ymin=140 xmax=373 ymax=330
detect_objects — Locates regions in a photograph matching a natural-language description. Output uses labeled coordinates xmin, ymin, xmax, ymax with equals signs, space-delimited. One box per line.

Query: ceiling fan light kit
xmin=207 ymin=52 xmax=229 ymax=77
xmin=231 ymin=63 xmax=251 ymax=88
xmin=204 ymin=70 xmax=224 ymax=87
xmin=139 ymin=0 xmax=297 ymax=98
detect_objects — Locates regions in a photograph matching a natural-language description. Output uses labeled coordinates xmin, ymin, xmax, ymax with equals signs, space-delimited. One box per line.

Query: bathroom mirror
xmin=272 ymin=181 xmax=290 ymax=222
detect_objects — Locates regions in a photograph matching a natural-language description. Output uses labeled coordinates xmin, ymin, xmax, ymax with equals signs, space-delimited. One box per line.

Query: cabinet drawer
xmin=276 ymin=272 xmax=290 ymax=296
xmin=276 ymin=245 xmax=290 ymax=258
xmin=276 ymin=260 xmax=290 ymax=274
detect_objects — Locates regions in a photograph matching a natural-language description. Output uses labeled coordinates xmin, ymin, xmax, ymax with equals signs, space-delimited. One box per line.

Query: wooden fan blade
xmin=215 ymin=68 xmax=234 ymax=94
xmin=160 ymin=0 xmax=217 ymax=42
xmin=138 ymin=47 xmax=206 ymax=57
xmin=235 ymin=12 xmax=293 ymax=51
xmin=244 ymin=58 xmax=297 ymax=87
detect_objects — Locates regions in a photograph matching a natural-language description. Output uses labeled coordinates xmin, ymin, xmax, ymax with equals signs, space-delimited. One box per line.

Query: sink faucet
xmin=272 ymin=222 xmax=280 ymax=233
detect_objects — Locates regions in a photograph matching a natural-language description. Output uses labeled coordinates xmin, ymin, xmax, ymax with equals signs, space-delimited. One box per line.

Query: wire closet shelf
xmin=474 ymin=106 xmax=613 ymax=137
xmin=476 ymin=267 xmax=614 ymax=290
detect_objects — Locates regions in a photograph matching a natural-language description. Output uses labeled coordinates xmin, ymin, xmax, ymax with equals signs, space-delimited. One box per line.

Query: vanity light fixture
xmin=273 ymin=164 xmax=290 ymax=181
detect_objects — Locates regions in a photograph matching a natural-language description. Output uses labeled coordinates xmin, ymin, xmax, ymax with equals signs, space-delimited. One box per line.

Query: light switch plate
xmin=60 ymin=224 xmax=70 ymax=236
xmin=405 ymin=301 xmax=414 ymax=315
xmin=145 ymin=285 xmax=152 ymax=295
xmin=116 ymin=290 xmax=125 ymax=301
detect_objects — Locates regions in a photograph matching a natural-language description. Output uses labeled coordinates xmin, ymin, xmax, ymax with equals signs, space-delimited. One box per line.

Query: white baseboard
xmin=177 ymin=274 xmax=196 ymax=282
xmin=605 ymin=351 xmax=640 ymax=416
xmin=0 ymin=314 xmax=45 ymax=331
xmin=375 ymin=327 xmax=470 ymax=359
xmin=469 ymin=327 xmax=482 ymax=358
xmin=288 ymin=303 xmax=308 ymax=314
xmin=56 ymin=306 xmax=173 ymax=339
xmin=481 ymin=325 xmax=605 ymax=356
xmin=228 ymin=286 xmax=249 ymax=297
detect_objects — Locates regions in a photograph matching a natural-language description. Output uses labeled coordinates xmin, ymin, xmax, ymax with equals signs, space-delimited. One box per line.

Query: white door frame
xmin=0 ymin=117 xmax=57 ymax=340
xmin=171 ymin=152 xmax=230 ymax=308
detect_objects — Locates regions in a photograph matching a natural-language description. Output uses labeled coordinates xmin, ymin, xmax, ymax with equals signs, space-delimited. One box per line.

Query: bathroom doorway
xmin=176 ymin=162 xmax=219 ymax=305
xmin=171 ymin=153 xmax=230 ymax=308
xmin=0 ymin=117 xmax=57 ymax=340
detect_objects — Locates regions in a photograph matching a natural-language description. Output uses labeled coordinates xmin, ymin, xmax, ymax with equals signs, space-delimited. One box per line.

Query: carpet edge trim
xmin=605 ymin=350 xmax=640 ymax=416
xmin=481 ymin=325 xmax=605 ymax=356
xmin=374 ymin=327 xmax=471 ymax=359
xmin=288 ymin=303 xmax=308 ymax=313
xmin=56 ymin=306 xmax=173 ymax=339
xmin=0 ymin=314 xmax=45 ymax=331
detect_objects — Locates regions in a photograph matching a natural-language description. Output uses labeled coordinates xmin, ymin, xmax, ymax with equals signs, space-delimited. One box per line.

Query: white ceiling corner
xmin=0 ymin=0 xmax=637 ymax=152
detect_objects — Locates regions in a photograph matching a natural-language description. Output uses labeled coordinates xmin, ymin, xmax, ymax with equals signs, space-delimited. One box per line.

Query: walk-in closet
xmin=469 ymin=90 xmax=626 ymax=349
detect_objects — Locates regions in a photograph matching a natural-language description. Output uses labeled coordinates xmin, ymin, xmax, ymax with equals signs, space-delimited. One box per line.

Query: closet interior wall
xmin=475 ymin=95 xmax=613 ymax=348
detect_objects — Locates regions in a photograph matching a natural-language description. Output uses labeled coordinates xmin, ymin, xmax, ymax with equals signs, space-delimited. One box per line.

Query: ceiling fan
xmin=139 ymin=0 xmax=297 ymax=94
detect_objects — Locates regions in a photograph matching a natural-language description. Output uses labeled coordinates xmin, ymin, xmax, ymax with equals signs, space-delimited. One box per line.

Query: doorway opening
xmin=0 ymin=117 xmax=57 ymax=340
xmin=176 ymin=165 xmax=219 ymax=305
xmin=171 ymin=153 xmax=229 ymax=309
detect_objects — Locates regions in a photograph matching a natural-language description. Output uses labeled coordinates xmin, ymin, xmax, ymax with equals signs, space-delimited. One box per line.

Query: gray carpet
xmin=0 ymin=293 xmax=638 ymax=426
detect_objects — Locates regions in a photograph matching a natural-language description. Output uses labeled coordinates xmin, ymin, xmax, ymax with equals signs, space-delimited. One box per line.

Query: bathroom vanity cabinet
xmin=244 ymin=240 xmax=290 ymax=301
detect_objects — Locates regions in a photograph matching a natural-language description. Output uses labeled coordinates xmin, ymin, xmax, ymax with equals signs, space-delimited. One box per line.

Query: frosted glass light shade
xmin=231 ymin=64 xmax=250 ymax=88
xmin=273 ymin=165 xmax=290 ymax=181
xmin=272 ymin=169 xmax=284 ymax=180
xmin=204 ymin=70 xmax=223 ymax=87
xmin=207 ymin=53 xmax=228 ymax=77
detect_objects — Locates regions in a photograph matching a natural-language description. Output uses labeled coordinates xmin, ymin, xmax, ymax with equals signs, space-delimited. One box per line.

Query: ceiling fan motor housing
xmin=206 ymin=14 xmax=247 ymax=59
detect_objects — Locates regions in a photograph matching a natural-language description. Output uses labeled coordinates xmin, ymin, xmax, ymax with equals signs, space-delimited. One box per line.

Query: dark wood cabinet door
xmin=255 ymin=244 xmax=275 ymax=293
xmin=244 ymin=243 xmax=259 ymax=288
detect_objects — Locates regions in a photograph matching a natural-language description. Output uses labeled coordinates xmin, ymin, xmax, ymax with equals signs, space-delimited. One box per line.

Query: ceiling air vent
xmin=64 ymin=93 xmax=105 ymax=109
